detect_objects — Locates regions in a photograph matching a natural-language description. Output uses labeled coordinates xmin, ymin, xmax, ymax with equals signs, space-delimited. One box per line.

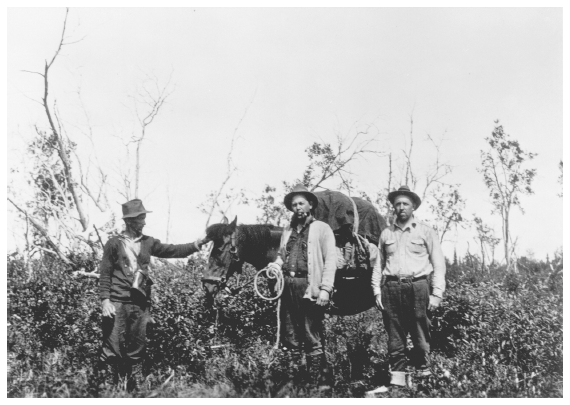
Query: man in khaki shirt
xmin=368 ymin=186 xmax=446 ymax=393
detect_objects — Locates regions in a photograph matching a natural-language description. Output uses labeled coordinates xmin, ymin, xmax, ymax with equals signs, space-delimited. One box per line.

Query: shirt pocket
xmin=409 ymin=238 xmax=426 ymax=255
xmin=384 ymin=239 xmax=397 ymax=255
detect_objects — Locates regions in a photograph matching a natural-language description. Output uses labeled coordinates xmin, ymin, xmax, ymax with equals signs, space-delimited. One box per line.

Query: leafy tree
xmin=255 ymin=185 xmax=289 ymax=226
xmin=428 ymin=184 xmax=465 ymax=244
xmin=478 ymin=121 xmax=537 ymax=270
xmin=472 ymin=215 xmax=501 ymax=270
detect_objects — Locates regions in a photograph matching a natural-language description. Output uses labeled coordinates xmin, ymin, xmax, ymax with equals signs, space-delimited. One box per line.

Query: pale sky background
xmin=6 ymin=7 xmax=563 ymax=262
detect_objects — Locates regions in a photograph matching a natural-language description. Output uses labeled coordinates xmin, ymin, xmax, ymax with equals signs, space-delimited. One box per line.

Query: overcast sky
xmin=6 ymin=7 xmax=563 ymax=261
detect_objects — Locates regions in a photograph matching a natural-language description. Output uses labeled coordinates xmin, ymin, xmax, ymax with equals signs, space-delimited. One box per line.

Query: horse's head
xmin=202 ymin=216 xmax=242 ymax=301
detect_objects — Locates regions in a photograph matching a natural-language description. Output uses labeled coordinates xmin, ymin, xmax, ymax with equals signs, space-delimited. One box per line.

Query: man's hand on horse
xmin=101 ymin=299 xmax=116 ymax=318
xmin=375 ymin=294 xmax=384 ymax=310
xmin=428 ymin=295 xmax=442 ymax=311
xmin=316 ymin=290 xmax=330 ymax=307
xmin=196 ymin=234 xmax=211 ymax=247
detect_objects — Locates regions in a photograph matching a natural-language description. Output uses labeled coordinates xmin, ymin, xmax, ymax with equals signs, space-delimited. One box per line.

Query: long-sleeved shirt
xmin=278 ymin=218 xmax=337 ymax=300
xmin=371 ymin=217 xmax=446 ymax=298
xmin=99 ymin=233 xmax=200 ymax=302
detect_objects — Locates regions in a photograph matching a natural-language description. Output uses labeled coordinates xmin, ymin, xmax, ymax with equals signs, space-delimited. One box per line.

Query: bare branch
xmin=204 ymin=90 xmax=257 ymax=227
xmin=8 ymin=197 xmax=74 ymax=267
xmin=21 ymin=70 xmax=45 ymax=77
xmin=47 ymin=8 xmax=69 ymax=68
xmin=72 ymin=269 xmax=100 ymax=279
xmin=132 ymin=72 xmax=175 ymax=198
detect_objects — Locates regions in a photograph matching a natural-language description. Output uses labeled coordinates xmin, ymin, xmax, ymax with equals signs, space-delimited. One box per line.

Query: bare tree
xmin=397 ymin=112 xmax=452 ymax=202
xmin=9 ymin=9 xmax=118 ymax=274
xmin=71 ymin=84 xmax=111 ymax=213
xmin=199 ymin=188 xmax=248 ymax=226
xmin=478 ymin=121 xmax=537 ymax=270
xmin=374 ymin=153 xmax=395 ymax=225
xmin=290 ymin=119 xmax=382 ymax=193
xmin=21 ymin=8 xmax=90 ymax=233
xmin=203 ymin=91 xmax=256 ymax=228
xmin=129 ymin=72 xmax=174 ymax=198
xmin=473 ymin=215 xmax=500 ymax=270
xmin=421 ymin=133 xmax=452 ymax=201
xmin=402 ymin=112 xmax=417 ymax=190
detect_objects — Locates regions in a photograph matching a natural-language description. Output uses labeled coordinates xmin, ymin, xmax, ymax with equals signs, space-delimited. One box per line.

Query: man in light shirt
xmin=368 ymin=186 xmax=446 ymax=393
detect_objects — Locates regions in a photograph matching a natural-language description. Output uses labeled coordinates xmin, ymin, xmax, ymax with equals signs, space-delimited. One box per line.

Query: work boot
xmin=415 ymin=366 xmax=432 ymax=378
xmin=288 ymin=349 xmax=307 ymax=384
xmin=127 ymin=362 xmax=146 ymax=392
xmin=318 ymin=353 xmax=333 ymax=391
xmin=307 ymin=353 xmax=332 ymax=392
xmin=93 ymin=359 xmax=118 ymax=396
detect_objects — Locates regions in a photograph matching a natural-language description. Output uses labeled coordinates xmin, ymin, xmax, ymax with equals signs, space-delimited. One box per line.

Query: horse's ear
xmin=229 ymin=216 xmax=238 ymax=230
xmin=220 ymin=215 xmax=229 ymax=225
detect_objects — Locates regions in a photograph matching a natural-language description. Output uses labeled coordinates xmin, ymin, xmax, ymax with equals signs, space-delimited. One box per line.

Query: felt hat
xmin=122 ymin=199 xmax=152 ymax=219
xmin=283 ymin=184 xmax=319 ymax=212
xmin=388 ymin=185 xmax=422 ymax=209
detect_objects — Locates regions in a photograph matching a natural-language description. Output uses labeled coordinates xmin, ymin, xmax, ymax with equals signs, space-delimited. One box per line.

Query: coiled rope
xmin=253 ymin=266 xmax=284 ymax=350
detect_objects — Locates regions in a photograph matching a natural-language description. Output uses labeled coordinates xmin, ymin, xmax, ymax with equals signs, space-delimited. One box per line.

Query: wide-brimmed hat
xmin=388 ymin=186 xmax=421 ymax=208
xmin=122 ymin=199 xmax=152 ymax=219
xmin=284 ymin=184 xmax=319 ymax=212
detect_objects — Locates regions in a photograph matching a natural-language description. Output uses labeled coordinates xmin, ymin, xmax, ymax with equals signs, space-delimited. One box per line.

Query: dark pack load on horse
xmin=313 ymin=190 xmax=388 ymax=315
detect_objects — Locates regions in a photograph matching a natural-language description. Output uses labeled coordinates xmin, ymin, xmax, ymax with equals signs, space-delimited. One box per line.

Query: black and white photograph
xmin=5 ymin=4 xmax=563 ymax=398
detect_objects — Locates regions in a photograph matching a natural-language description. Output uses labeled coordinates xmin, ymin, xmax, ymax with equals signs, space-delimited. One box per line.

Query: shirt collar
xmin=393 ymin=216 xmax=417 ymax=232
xmin=119 ymin=232 xmax=144 ymax=243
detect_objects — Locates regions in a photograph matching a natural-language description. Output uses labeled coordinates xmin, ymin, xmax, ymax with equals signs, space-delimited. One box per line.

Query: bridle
xmin=201 ymin=229 xmax=240 ymax=294
xmin=229 ymin=228 xmax=240 ymax=262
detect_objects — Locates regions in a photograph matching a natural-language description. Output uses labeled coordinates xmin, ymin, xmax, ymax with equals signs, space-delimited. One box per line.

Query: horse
xmin=201 ymin=216 xmax=283 ymax=304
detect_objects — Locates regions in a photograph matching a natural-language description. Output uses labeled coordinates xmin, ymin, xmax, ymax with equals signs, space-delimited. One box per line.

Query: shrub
xmin=6 ymin=252 xmax=563 ymax=398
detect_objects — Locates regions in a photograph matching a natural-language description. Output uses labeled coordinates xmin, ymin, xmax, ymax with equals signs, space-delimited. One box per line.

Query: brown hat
xmin=388 ymin=186 xmax=421 ymax=208
xmin=284 ymin=184 xmax=319 ymax=212
xmin=122 ymin=199 xmax=152 ymax=219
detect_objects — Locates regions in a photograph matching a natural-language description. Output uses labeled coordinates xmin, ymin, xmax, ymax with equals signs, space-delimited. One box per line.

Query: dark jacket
xmin=99 ymin=235 xmax=199 ymax=302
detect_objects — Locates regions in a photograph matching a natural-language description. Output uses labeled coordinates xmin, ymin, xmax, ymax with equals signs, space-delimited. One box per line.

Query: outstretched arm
xmin=151 ymin=236 xmax=210 ymax=259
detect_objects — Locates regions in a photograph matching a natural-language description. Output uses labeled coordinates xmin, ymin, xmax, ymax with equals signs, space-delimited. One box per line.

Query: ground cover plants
xmin=6 ymin=252 xmax=562 ymax=398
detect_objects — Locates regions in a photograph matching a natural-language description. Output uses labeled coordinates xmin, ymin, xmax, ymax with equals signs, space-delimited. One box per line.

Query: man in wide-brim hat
xmin=96 ymin=199 xmax=210 ymax=392
xmin=367 ymin=186 xmax=446 ymax=395
xmin=267 ymin=184 xmax=336 ymax=389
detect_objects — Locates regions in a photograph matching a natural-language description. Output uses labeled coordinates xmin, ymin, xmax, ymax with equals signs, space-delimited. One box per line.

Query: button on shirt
xmin=282 ymin=218 xmax=312 ymax=273
xmin=371 ymin=217 xmax=446 ymax=298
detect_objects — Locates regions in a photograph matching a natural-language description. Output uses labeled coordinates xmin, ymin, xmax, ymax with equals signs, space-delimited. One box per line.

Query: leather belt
xmin=385 ymin=275 xmax=428 ymax=282
xmin=286 ymin=271 xmax=308 ymax=278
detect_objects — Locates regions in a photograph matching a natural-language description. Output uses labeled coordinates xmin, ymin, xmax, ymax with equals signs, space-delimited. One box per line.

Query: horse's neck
xmin=239 ymin=225 xmax=283 ymax=269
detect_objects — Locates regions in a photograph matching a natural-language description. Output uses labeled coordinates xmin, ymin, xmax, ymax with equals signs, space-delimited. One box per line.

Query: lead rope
xmin=253 ymin=266 xmax=285 ymax=352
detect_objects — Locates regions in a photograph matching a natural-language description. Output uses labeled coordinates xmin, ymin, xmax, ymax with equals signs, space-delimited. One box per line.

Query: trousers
xmin=100 ymin=301 xmax=150 ymax=365
xmin=280 ymin=277 xmax=325 ymax=356
xmin=381 ymin=278 xmax=431 ymax=372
